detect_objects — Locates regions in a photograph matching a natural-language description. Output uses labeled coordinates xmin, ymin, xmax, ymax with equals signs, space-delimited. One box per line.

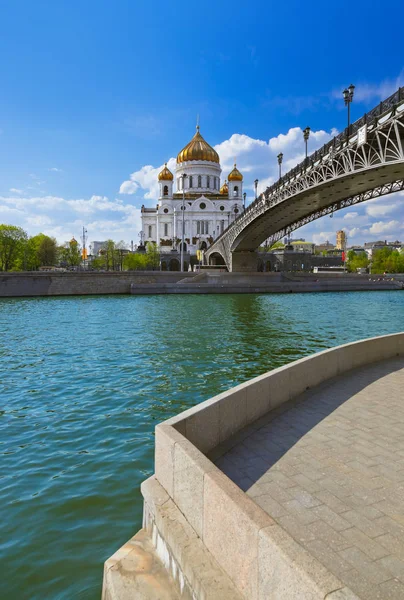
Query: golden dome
xmin=228 ymin=163 xmax=243 ymax=181
xmin=220 ymin=180 xmax=228 ymax=195
xmin=177 ymin=126 xmax=219 ymax=164
xmin=158 ymin=163 xmax=174 ymax=181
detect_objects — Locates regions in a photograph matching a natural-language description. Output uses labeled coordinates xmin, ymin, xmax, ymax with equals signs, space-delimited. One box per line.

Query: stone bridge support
xmin=230 ymin=251 xmax=258 ymax=272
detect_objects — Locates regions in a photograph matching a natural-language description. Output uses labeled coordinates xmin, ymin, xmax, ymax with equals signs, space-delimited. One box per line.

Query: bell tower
xmin=158 ymin=163 xmax=174 ymax=201
xmin=227 ymin=163 xmax=243 ymax=199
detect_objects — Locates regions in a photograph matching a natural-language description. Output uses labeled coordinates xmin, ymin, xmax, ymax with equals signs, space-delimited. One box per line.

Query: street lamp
xmin=180 ymin=173 xmax=187 ymax=272
xmin=277 ymin=152 xmax=283 ymax=179
xmin=254 ymin=179 xmax=258 ymax=200
xmin=303 ymin=126 xmax=310 ymax=160
xmin=343 ymin=84 xmax=355 ymax=136
xmin=243 ymin=192 xmax=246 ymax=211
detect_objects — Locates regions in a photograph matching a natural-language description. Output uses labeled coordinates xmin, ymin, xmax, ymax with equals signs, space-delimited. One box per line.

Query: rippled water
xmin=1 ymin=291 xmax=404 ymax=599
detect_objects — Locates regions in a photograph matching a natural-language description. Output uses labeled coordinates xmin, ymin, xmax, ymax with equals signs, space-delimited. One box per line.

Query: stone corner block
xmin=203 ymin=469 xmax=273 ymax=600
xmin=173 ymin=437 xmax=217 ymax=538
xmin=155 ymin=424 xmax=185 ymax=498
xmin=258 ymin=523 xmax=343 ymax=600
xmin=140 ymin=475 xmax=170 ymax=512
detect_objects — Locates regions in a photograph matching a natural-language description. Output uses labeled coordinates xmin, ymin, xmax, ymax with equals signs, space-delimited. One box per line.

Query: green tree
xmin=0 ymin=224 xmax=28 ymax=271
xmin=36 ymin=234 xmax=57 ymax=266
xmin=347 ymin=250 xmax=369 ymax=273
xmin=22 ymin=234 xmax=58 ymax=270
xmin=123 ymin=252 xmax=149 ymax=270
xmin=58 ymin=238 xmax=82 ymax=267
xmin=371 ymin=247 xmax=404 ymax=274
xmin=91 ymin=255 xmax=106 ymax=270
xmin=146 ymin=242 xmax=160 ymax=270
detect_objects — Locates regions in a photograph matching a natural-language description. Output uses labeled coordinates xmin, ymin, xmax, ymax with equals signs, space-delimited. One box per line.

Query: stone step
xmin=102 ymin=528 xmax=182 ymax=600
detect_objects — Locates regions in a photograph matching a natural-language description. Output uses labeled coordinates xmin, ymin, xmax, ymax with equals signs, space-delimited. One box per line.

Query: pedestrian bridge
xmin=206 ymin=88 xmax=404 ymax=271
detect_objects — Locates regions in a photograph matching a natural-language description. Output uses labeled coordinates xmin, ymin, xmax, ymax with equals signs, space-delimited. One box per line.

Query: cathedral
xmin=141 ymin=126 xmax=244 ymax=265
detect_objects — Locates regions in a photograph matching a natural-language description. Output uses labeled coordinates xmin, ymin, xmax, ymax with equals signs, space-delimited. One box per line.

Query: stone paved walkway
xmin=216 ymin=357 xmax=404 ymax=600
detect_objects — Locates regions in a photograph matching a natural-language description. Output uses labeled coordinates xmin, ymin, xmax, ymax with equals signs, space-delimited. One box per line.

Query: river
xmin=1 ymin=291 xmax=403 ymax=599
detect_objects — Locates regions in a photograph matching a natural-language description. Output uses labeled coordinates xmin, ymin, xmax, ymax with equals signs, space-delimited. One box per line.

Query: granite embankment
xmin=1 ymin=271 xmax=403 ymax=298
xmin=130 ymin=272 xmax=404 ymax=294
xmin=0 ymin=271 xmax=195 ymax=297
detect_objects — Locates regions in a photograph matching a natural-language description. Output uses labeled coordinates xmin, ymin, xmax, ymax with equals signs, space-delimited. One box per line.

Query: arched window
xmin=164 ymin=223 xmax=168 ymax=236
xmin=148 ymin=225 xmax=152 ymax=238
xmin=163 ymin=185 xmax=168 ymax=196
xmin=233 ymin=185 xmax=239 ymax=197
xmin=207 ymin=176 xmax=210 ymax=188
xmin=189 ymin=175 xmax=193 ymax=188
xmin=216 ymin=177 xmax=219 ymax=189
xmin=198 ymin=175 xmax=202 ymax=188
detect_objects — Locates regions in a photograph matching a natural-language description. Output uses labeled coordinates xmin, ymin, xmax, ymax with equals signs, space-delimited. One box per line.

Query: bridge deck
xmin=215 ymin=357 xmax=404 ymax=600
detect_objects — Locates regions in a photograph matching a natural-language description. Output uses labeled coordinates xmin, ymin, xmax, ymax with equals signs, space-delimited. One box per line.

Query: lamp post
xmin=243 ymin=192 xmax=246 ymax=211
xmin=254 ymin=179 xmax=258 ymax=200
xmin=180 ymin=173 xmax=187 ymax=272
xmin=303 ymin=126 xmax=310 ymax=160
xmin=343 ymin=84 xmax=355 ymax=136
xmin=277 ymin=152 xmax=283 ymax=179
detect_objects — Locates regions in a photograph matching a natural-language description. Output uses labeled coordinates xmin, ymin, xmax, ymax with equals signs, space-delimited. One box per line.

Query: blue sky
xmin=0 ymin=0 xmax=403 ymax=245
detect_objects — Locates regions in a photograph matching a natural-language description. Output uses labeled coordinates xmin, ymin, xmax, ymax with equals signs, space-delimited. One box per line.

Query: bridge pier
xmin=230 ymin=251 xmax=258 ymax=272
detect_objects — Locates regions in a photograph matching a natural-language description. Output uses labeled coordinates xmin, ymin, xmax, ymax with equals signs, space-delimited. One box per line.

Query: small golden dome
xmin=220 ymin=180 xmax=229 ymax=195
xmin=158 ymin=163 xmax=174 ymax=181
xmin=177 ymin=126 xmax=219 ymax=164
xmin=70 ymin=236 xmax=77 ymax=244
xmin=228 ymin=163 xmax=243 ymax=181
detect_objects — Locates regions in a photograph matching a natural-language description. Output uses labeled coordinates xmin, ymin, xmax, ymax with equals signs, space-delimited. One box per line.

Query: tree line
xmin=0 ymin=224 xmax=161 ymax=271
xmin=0 ymin=225 xmax=60 ymax=271
xmin=347 ymin=247 xmax=404 ymax=274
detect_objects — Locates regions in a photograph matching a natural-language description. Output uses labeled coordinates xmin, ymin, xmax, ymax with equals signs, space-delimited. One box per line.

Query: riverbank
xmin=0 ymin=271 xmax=194 ymax=297
xmin=1 ymin=271 xmax=403 ymax=297
xmin=130 ymin=271 xmax=404 ymax=294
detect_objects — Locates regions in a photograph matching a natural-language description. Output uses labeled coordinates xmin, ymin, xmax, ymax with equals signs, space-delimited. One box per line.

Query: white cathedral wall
xmin=142 ymin=200 xmax=244 ymax=250
xmin=175 ymin=160 xmax=222 ymax=194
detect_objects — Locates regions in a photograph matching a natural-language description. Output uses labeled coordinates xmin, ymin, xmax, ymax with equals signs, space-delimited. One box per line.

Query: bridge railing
xmin=209 ymin=86 xmax=404 ymax=250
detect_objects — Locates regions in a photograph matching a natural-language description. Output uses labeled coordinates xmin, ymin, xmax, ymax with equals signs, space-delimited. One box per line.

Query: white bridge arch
xmin=205 ymin=88 xmax=404 ymax=271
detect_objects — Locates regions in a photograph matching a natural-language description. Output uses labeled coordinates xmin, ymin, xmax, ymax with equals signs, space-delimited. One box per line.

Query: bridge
xmin=205 ymin=87 xmax=404 ymax=271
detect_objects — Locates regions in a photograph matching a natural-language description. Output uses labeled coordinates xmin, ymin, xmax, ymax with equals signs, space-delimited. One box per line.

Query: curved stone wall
xmin=105 ymin=333 xmax=404 ymax=599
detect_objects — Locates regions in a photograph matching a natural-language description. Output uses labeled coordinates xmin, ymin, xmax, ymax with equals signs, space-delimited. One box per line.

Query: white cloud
xmin=0 ymin=194 xmax=141 ymax=244
xmin=345 ymin=227 xmax=363 ymax=238
xmin=120 ymin=127 xmax=335 ymax=200
xmin=48 ymin=167 xmax=62 ymax=172
xmin=9 ymin=188 xmax=23 ymax=194
xmin=120 ymin=158 xmax=177 ymax=200
xmin=311 ymin=231 xmax=335 ymax=245
xmin=332 ymin=72 xmax=404 ymax=104
xmin=369 ymin=220 xmax=402 ymax=234
xmin=26 ymin=215 xmax=53 ymax=227
xmin=343 ymin=212 xmax=359 ymax=220
xmin=366 ymin=203 xmax=398 ymax=218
